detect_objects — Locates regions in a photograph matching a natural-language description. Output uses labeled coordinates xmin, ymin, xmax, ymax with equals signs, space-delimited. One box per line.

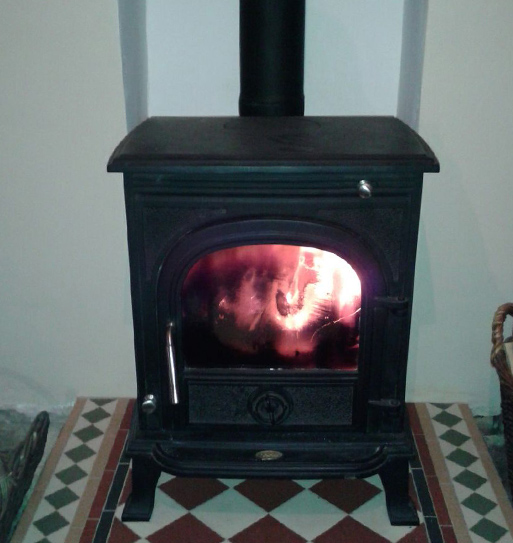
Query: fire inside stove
xmin=182 ymin=244 xmax=361 ymax=371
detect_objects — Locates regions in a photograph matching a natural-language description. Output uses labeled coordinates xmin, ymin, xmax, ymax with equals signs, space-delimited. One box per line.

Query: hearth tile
xmin=309 ymin=478 xmax=381 ymax=513
xmin=88 ymin=468 xmax=114 ymax=518
xmin=107 ymin=517 xmax=139 ymax=543
xmin=146 ymin=513 xmax=223 ymax=543
xmin=411 ymin=468 xmax=435 ymax=518
xmin=414 ymin=434 xmax=437 ymax=476
xmin=461 ymin=493 xmax=497 ymax=516
xmin=445 ymin=448 xmax=479 ymax=469
xmin=217 ymin=478 xmax=245 ymax=488
xmin=425 ymin=476 xmax=451 ymax=525
xmin=45 ymin=487 xmax=80 ymax=510
xmin=55 ymin=464 xmax=88 ymax=486
xmin=79 ymin=519 xmax=98 ymax=543
xmin=192 ymin=487 xmax=266 ymax=539
xmin=120 ymin=400 xmax=135 ymax=430
xmin=271 ymin=489 xmax=345 ymax=541
xmin=409 ymin=475 xmax=421 ymax=512
xmin=118 ymin=469 xmax=132 ymax=506
xmin=459 ymin=404 xmax=513 ymax=534
xmin=234 ymin=479 xmax=304 ymax=511
xmin=230 ymin=515 xmax=306 ymax=543
xmin=350 ymin=493 xmax=418 ymax=543
xmin=74 ymin=424 xmax=104 ymax=444
xmin=90 ymin=398 xmax=117 ymax=408
xmin=407 ymin=404 xmax=423 ymax=436
xmin=430 ymin=403 xmax=453 ymax=410
xmin=66 ymin=443 xmax=96 ymax=464
xmin=82 ymin=406 xmax=111 ymax=425
xmin=105 ymin=429 xmax=128 ymax=470
xmin=159 ymin=477 xmax=229 ymax=510
xmin=415 ymin=404 xmax=452 ymax=485
xmin=439 ymin=429 xmax=471 ymax=448
xmin=423 ymin=516 xmax=444 ymax=543
xmin=314 ymin=516 xmax=389 ymax=543
xmin=440 ymin=525 xmax=458 ymax=543
xmin=116 ymin=491 xmax=187 ymax=540
xmin=432 ymin=411 xmax=463 ymax=429
xmin=105 ymin=462 xmax=129 ymax=512
xmin=396 ymin=523 xmax=429 ymax=543
xmin=294 ymin=479 xmax=323 ymax=489
xmin=95 ymin=511 xmax=115 ymax=543
xmin=469 ymin=517 xmax=508 ymax=543
xmin=453 ymin=469 xmax=487 ymax=492
xmin=33 ymin=510 xmax=69 ymax=537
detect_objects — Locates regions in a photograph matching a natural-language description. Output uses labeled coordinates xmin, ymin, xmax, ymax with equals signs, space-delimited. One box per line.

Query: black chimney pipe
xmin=239 ymin=0 xmax=306 ymax=116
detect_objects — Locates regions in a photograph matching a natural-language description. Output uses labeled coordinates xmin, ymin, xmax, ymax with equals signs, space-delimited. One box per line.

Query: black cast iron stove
xmin=107 ymin=0 xmax=439 ymax=526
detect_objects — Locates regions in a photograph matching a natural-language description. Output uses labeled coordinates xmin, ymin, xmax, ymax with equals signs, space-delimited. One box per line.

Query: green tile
xmin=431 ymin=402 xmax=453 ymax=409
xmin=433 ymin=410 xmax=462 ymax=428
xmin=82 ymin=407 xmax=110 ymax=424
xmin=446 ymin=448 xmax=478 ymax=468
xmin=34 ymin=511 xmax=69 ymax=536
xmin=462 ymin=493 xmax=497 ymax=516
xmin=74 ymin=424 xmax=103 ymax=443
xmin=453 ymin=469 xmax=487 ymax=491
xmin=439 ymin=428 xmax=470 ymax=447
xmin=65 ymin=443 xmax=95 ymax=463
xmin=55 ymin=464 xmax=87 ymax=485
xmin=45 ymin=487 xmax=79 ymax=509
xmin=91 ymin=398 xmax=115 ymax=406
xmin=471 ymin=518 xmax=508 ymax=543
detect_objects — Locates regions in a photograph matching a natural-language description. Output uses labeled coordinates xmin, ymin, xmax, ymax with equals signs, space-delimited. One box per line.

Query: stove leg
xmin=379 ymin=457 xmax=419 ymax=526
xmin=122 ymin=456 xmax=161 ymax=522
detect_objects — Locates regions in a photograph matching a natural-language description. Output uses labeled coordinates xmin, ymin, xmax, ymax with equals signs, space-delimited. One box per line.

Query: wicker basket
xmin=491 ymin=303 xmax=513 ymax=491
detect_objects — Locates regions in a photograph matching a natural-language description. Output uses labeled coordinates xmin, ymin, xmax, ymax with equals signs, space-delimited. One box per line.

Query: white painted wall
xmin=147 ymin=0 xmax=404 ymax=116
xmin=410 ymin=1 xmax=513 ymax=414
xmin=0 ymin=1 xmax=136 ymax=409
xmin=3 ymin=1 xmax=510 ymax=415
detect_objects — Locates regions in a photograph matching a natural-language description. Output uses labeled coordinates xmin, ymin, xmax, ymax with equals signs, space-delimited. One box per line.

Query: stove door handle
xmin=166 ymin=322 xmax=179 ymax=405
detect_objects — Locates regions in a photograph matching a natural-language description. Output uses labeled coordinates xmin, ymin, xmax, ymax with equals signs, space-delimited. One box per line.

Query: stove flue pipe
xmin=239 ymin=0 xmax=306 ymax=116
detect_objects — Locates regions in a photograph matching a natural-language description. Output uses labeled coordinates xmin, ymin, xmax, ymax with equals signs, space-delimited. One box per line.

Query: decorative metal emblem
xmin=255 ymin=450 xmax=284 ymax=461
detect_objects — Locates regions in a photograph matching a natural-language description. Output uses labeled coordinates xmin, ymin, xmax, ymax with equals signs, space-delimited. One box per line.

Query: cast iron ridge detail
xmin=150 ymin=442 xmax=398 ymax=478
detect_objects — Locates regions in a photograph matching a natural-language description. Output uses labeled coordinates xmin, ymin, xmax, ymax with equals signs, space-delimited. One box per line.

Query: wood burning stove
xmin=107 ymin=0 xmax=439 ymax=527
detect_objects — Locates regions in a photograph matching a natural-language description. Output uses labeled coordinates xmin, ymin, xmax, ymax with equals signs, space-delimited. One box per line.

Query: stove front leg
xmin=122 ymin=456 xmax=161 ymax=522
xmin=379 ymin=457 xmax=419 ymax=526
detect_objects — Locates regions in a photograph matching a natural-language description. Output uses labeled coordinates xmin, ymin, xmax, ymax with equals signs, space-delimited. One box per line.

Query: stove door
xmin=157 ymin=220 xmax=387 ymax=431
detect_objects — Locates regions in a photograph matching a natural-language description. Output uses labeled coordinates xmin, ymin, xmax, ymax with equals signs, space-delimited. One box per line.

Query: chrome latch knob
xmin=358 ymin=180 xmax=373 ymax=198
xmin=141 ymin=394 xmax=157 ymax=414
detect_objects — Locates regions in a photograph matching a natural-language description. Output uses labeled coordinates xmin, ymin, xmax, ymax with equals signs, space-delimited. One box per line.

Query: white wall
xmin=3 ymin=1 xmax=510 ymax=415
xmin=410 ymin=1 xmax=513 ymax=414
xmin=0 ymin=1 xmax=136 ymax=409
xmin=147 ymin=0 xmax=404 ymax=116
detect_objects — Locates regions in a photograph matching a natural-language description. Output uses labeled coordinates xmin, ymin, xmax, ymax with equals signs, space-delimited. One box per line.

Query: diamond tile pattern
xmin=234 ymin=479 xmax=304 ymax=511
xmin=23 ymin=398 xmax=118 ymax=543
xmin=426 ymin=403 xmax=512 ymax=543
xmin=310 ymin=478 xmax=382 ymax=513
xmin=160 ymin=477 xmax=228 ymax=510
xmin=18 ymin=401 xmax=513 ymax=543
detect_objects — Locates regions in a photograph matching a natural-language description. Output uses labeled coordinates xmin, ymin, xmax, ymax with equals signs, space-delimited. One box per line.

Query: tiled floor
xmin=10 ymin=400 xmax=513 ymax=543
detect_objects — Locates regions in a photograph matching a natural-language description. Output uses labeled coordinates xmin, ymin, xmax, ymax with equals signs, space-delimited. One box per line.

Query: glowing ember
xmin=182 ymin=244 xmax=361 ymax=370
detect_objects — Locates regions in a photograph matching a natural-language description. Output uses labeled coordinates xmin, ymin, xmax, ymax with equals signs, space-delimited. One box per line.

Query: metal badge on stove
xmin=248 ymin=388 xmax=293 ymax=426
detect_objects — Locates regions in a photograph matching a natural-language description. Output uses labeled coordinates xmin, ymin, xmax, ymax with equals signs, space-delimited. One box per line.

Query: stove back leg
xmin=379 ymin=457 xmax=419 ymax=526
xmin=122 ymin=456 xmax=161 ymax=522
